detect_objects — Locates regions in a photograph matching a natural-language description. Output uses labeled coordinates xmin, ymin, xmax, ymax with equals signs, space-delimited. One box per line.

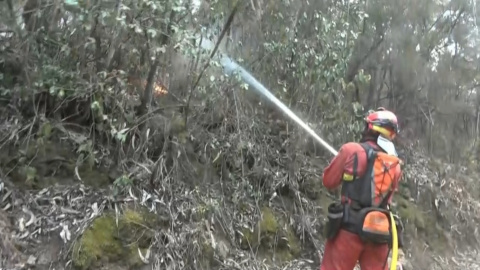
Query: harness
xmin=340 ymin=142 xmax=394 ymax=239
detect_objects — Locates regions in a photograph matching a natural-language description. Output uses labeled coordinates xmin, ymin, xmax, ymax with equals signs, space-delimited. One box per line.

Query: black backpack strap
xmin=358 ymin=142 xmax=379 ymax=207
xmin=359 ymin=143 xmax=377 ymax=183
xmin=379 ymin=189 xmax=394 ymax=209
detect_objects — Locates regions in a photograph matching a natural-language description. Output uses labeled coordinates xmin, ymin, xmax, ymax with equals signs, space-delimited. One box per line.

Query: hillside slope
xmin=0 ymin=108 xmax=479 ymax=270
xmin=2 ymin=0 xmax=480 ymax=269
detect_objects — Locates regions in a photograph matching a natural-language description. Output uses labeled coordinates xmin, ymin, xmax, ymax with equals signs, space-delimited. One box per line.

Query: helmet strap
xmin=360 ymin=125 xmax=380 ymax=142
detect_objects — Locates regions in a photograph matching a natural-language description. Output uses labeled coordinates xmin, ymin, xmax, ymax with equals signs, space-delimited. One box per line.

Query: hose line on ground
xmin=389 ymin=211 xmax=399 ymax=270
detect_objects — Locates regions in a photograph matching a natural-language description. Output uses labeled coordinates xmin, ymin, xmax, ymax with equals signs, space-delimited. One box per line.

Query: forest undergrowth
xmin=2 ymin=0 xmax=480 ymax=269
xmin=0 ymin=88 xmax=479 ymax=270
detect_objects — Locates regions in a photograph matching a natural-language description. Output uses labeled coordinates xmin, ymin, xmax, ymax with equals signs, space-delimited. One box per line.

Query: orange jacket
xmin=322 ymin=141 xmax=402 ymax=204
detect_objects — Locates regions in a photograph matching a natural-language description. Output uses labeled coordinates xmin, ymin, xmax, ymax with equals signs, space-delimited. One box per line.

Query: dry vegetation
xmin=1 ymin=0 xmax=480 ymax=269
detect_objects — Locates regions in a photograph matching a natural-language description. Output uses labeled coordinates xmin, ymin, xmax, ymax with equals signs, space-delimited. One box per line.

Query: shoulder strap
xmin=378 ymin=188 xmax=394 ymax=209
xmin=359 ymin=142 xmax=371 ymax=152
xmin=360 ymin=141 xmax=386 ymax=154
xmin=359 ymin=142 xmax=376 ymax=177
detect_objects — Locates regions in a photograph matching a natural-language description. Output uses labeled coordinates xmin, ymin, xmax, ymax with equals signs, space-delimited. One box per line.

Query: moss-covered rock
xmin=72 ymin=207 xmax=165 ymax=270
xmin=259 ymin=206 xmax=279 ymax=235
xmin=240 ymin=206 xmax=301 ymax=264
xmin=396 ymin=197 xmax=425 ymax=230
xmin=394 ymin=195 xmax=452 ymax=254
xmin=72 ymin=215 xmax=122 ymax=269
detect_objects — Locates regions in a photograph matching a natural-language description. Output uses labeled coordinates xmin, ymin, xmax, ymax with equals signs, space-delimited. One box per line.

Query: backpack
xmin=341 ymin=142 xmax=402 ymax=244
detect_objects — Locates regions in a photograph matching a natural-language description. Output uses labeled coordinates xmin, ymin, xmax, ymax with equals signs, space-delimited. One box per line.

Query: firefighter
xmin=320 ymin=108 xmax=404 ymax=270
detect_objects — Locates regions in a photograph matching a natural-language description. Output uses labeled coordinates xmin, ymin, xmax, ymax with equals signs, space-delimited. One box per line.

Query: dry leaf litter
xmin=0 ymin=116 xmax=479 ymax=270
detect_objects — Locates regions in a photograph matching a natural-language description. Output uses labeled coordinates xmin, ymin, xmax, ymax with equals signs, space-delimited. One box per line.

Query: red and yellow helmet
xmin=365 ymin=107 xmax=399 ymax=140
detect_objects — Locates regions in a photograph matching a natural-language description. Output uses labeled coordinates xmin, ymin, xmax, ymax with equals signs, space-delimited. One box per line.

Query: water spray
xmin=219 ymin=56 xmax=338 ymax=156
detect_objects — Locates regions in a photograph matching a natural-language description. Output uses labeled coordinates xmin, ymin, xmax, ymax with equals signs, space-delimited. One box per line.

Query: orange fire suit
xmin=319 ymin=141 xmax=402 ymax=270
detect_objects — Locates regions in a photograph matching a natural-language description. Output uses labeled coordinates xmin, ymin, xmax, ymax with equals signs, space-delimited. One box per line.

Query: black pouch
xmin=325 ymin=202 xmax=344 ymax=239
xmin=356 ymin=207 xmax=392 ymax=244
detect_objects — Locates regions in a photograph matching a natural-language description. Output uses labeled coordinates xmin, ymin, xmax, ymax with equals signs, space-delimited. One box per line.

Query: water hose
xmin=389 ymin=211 xmax=399 ymax=270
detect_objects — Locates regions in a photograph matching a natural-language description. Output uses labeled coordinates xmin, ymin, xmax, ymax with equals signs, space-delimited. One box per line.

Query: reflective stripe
xmin=328 ymin=212 xmax=344 ymax=219
xmin=343 ymin=173 xmax=354 ymax=181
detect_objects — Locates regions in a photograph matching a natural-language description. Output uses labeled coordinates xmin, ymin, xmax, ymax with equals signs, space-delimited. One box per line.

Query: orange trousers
xmin=320 ymin=229 xmax=389 ymax=270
